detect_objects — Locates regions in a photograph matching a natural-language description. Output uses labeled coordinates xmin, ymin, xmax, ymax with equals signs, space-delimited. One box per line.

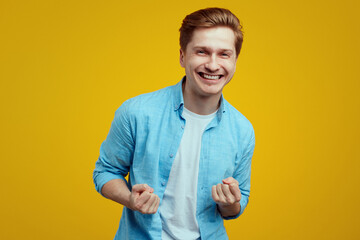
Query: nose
xmin=205 ymin=55 xmax=220 ymax=72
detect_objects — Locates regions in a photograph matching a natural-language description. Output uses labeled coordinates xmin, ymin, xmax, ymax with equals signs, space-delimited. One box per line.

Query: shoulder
xmin=115 ymin=84 xmax=174 ymax=118
xmin=223 ymin=99 xmax=253 ymax=130
xmin=223 ymin=99 xmax=255 ymax=138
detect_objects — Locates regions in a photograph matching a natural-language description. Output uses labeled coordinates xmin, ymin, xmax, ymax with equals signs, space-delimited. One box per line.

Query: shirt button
xmin=169 ymin=154 xmax=174 ymax=158
xmin=161 ymin=181 xmax=166 ymax=186
xmin=181 ymin=125 xmax=184 ymax=129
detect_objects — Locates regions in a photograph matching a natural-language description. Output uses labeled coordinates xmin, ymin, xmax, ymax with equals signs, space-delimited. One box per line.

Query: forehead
xmin=187 ymin=26 xmax=236 ymax=51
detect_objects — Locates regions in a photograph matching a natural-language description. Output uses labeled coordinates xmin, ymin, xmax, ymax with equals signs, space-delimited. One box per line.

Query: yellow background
xmin=1 ymin=0 xmax=359 ymax=239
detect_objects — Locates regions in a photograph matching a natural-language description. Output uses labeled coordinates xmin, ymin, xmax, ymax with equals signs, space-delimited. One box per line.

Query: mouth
xmin=198 ymin=72 xmax=223 ymax=80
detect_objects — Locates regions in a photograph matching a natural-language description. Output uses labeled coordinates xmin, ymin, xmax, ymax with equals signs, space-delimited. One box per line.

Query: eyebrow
xmin=192 ymin=46 xmax=234 ymax=53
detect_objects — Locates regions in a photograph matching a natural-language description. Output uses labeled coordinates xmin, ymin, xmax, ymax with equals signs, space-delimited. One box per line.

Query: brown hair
xmin=179 ymin=7 xmax=244 ymax=57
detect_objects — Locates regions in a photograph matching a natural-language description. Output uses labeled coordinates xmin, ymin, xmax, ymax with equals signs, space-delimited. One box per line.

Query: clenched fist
xmin=211 ymin=177 xmax=241 ymax=217
xmin=129 ymin=184 xmax=160 ymax=214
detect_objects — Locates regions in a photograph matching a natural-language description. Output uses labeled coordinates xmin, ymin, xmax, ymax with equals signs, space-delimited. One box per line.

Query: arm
xmin=211 ymin=128 xmax=255 ymax=218
xmin=93 ymin=102 xmax=159 ymax=214
xmin=101 ymin=179 xmax=131 ymax=207
xmin=93 ymin=103 xmax=134 ymax=194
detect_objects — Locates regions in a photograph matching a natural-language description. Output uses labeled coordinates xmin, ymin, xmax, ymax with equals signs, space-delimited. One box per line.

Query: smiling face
xmin=180 ymin=26 xmax=237 ymax=100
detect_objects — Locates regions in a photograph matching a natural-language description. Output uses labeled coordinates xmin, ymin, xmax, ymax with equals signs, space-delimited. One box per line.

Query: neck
xmin=182 ymin=82 xmax=221 ymax=115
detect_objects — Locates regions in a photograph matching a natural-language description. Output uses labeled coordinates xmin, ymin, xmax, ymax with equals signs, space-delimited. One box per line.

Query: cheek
xmin=188 ymin=57 xmax=207 ymax=69
xmin=223 ymin=61 xmax=236 ymax=73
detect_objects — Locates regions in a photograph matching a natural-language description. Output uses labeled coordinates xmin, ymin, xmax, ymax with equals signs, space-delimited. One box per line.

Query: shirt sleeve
xmin=93 ymin=101 xmax=135 ymax=195
xmin=224 ymin=128 xmax=255 ymax=220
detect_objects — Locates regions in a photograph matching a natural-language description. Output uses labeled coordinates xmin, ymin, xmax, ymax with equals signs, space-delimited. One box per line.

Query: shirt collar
xmin=173 ymin=77 xmax=185 ymax=111
xmin=172 ymin=76 xmax=226 ymax=122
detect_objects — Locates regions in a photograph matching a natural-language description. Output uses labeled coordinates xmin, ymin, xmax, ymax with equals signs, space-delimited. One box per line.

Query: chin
xmin=199 ymin=78 xmax=229 ymax=93
xmin=198 ymin=84 xmax=224 ymax=97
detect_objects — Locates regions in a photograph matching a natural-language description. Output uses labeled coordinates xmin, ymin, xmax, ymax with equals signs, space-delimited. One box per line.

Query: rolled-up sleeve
xmin=224 ymin=128 xmax=255 ymax=220
xmin=93 ymin=101 xmax=135 ymax=195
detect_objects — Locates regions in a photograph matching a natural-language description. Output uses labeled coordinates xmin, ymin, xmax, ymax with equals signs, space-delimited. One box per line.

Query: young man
xmin=93 ymin=7 xmax=255 ymax=240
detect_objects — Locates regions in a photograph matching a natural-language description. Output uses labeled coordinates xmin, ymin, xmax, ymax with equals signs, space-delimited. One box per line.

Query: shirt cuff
xmin=93 ymin=172 xmax=127 ymax=196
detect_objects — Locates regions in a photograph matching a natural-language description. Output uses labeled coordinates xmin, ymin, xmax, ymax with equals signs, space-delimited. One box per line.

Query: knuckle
xmin=142 ymin=192 xmax=150 ymax=200
xmin=135 ymin=203 xmax=142 ymax=210
xmin=148 ymin=196 xmax=155 ymax=203
xmin=139 ymin=206 xmax=147 ymax=214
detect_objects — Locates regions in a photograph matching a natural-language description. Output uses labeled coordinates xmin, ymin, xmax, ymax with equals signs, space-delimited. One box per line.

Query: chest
xmin=131 ymin=112 xmax=241 ymax=187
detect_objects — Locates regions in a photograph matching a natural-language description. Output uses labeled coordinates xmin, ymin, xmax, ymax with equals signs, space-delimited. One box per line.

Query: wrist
xmin=218 ymin=201 xmax=240 ymax=217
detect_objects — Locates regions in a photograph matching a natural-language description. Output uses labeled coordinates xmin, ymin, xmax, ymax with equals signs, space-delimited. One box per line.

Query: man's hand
xmin=129 ymin=184 xmax=160 ymax=214
xmin=211 ymin=177 xmax=241 ymax=217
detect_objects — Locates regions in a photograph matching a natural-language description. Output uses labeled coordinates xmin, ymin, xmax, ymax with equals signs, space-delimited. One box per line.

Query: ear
xmin=179 ymin=49 xmax=185 ymax=68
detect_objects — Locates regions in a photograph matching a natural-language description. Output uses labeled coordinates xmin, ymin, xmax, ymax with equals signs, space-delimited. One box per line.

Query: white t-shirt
xmin=160 ymin=107 xmax=217 ymax=240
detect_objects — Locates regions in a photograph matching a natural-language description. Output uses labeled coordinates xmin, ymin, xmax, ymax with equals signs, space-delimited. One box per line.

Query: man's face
xmin=180 ymin=26 xmax=237 ymax=99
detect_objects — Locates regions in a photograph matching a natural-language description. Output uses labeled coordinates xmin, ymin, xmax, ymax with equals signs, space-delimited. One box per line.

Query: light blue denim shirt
xmin=93 ymin=78 xmax=255 ymax=240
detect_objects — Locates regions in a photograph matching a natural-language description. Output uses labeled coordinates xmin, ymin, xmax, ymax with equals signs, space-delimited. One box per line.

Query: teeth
xmin=203 ymin=73 xmax=220 ymax=80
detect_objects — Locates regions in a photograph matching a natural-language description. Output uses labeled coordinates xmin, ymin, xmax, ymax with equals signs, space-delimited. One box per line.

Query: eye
xmin=220 ymin=50 xmax=234 ymax=58
xmin=197 ymin=50 xmax=206 ymax=55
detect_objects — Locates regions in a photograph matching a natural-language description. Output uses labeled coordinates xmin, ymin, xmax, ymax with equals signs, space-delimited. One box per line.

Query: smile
xmin=198 ymin=72 xmax=223 ymax=80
